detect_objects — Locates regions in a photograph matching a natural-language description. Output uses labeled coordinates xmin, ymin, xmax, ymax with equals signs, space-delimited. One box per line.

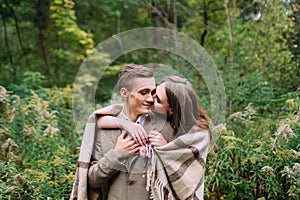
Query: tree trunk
xmin=1 ymin=13 xmax=13 ymax=65
xmin=6 ymin=1 xmax=30 ymax=66
xmin=201 ymin=0 xmax=208 ymax=46
xmin=35 ymin=0 xmax=49 ymax=68
xmin=224 ymin=0 xmax=235 ymax=64
xmin=0 ymin=12 xmax=15 ymax=82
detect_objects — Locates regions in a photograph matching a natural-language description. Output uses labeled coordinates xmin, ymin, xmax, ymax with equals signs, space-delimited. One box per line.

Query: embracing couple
xmin=70 ymin=64 xmax=211 ymax=200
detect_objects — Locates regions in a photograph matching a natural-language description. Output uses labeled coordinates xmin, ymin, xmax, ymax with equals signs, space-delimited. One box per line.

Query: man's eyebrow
xmin=138 ymin=88 xmax=152 ymax=92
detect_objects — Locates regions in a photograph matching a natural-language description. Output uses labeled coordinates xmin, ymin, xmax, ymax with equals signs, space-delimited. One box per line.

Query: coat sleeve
xmin=88 ymin=104 xmax=125 ymax=189
xmin=88 ymin=148 xmax=126 ymax=188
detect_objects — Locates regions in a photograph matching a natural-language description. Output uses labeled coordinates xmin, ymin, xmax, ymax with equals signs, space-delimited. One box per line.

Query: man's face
xmin=126 ymin=77 xmax=156 ymax=117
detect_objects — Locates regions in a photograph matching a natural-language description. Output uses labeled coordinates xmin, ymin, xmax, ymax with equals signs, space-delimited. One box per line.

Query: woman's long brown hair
xmin=160 ymin=76 xmax=211 ymax=137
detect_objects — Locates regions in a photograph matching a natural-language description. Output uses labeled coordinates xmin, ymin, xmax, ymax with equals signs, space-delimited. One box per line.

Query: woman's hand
xmin=149 ymin=130 xmax=167 ymax=147
xmin=119 ymin=119 xmax=148 ymax=146
xmin=97 ymin=116 xmax=148 ymax=146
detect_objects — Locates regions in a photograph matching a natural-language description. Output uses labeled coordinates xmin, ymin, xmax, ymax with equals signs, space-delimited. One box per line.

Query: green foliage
xmin=0 ymin=138 xmax=41 ymax=199
xmin=1 ymin=0 xmax=300 ymax=199
xmin=0 ymin=85 xmax=79 ymax=199
xmin=50 ymin=0 xmax=94 ymax=61
xmin=206 ymin=100 xmax=300 ymax=199
xmin=23 ymin=71 xmax=46 ymax=89
xmin=208 ymin=0 xmax=300 ymax=115
xmin=96 ymin=65 xmax=123 ymax=103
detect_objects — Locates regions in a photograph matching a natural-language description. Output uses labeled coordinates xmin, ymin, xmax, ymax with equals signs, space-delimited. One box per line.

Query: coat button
xmin=128 ymin=181 xmax=133 ymax=185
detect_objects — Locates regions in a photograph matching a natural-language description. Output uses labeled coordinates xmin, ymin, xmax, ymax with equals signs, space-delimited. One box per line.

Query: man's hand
xmin=113 ymin=132 xmax=140 ymax=159
xmin=149 ymin=130 xmax=167 ymax=147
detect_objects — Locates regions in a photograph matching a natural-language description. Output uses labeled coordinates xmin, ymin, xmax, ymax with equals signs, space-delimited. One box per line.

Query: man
xmin=70 ymin=64 xmax=173 ymax=200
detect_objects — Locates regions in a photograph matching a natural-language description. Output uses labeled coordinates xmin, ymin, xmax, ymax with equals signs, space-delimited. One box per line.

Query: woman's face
xmin=151 ymin=84 xmax=173 ymax=115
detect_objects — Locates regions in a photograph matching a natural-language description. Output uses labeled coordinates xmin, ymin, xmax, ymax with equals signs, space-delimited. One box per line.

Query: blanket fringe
xmin=146 ymin=144 xmax=173 ymax=200
xmin=146 ymin=144 xmax=154 ymax=192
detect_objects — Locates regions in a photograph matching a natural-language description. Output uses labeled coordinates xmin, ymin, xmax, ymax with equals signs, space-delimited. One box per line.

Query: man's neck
xmin=123 ymin=106 xmax=139 ymax=122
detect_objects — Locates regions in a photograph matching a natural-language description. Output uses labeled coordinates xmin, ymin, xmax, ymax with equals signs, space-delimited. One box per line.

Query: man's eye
xmin=141 ymin=91 xmax=148 ymax=95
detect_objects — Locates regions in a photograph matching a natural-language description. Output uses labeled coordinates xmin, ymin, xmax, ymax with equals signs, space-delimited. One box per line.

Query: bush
xmin=0 ymin=85 xmax=80 ymax=199
xmin=205 ymin=98 xmax=300 ymax=199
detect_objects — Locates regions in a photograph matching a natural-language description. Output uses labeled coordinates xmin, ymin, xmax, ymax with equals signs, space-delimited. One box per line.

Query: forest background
xmin=0 ymin=0 xmax=299 ymax=199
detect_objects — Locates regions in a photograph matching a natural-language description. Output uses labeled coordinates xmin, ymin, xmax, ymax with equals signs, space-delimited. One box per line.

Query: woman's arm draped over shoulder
xmin=97 ymin=116 xmax=148 ymax=145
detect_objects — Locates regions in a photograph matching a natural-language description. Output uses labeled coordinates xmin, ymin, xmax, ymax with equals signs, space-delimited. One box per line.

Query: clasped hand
xmin=119 ymin=119 xmax=167 ymax=147
xmin=114 ymin=130 xmax=167 ymax=159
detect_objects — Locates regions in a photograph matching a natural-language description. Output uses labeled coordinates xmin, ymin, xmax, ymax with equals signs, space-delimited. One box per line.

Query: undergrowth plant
xmin=206 ymin=97 xmax=300 ymax=199
xmin=0 ymin=85 xmax=79 ymax=199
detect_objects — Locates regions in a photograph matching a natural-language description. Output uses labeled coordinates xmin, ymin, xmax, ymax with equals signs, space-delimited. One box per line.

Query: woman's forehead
xmin=156 ymin=84 xmax=166 ymax=92
xmin=156 ymin=84 xmax=167 ymax=99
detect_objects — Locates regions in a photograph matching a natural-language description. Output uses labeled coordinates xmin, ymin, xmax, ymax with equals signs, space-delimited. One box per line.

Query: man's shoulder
xmin=94 ymin=103 xmax=124 ymax=116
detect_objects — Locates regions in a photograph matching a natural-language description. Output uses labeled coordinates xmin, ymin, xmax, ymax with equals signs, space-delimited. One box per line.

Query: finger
xmin=143 ymin=134 xmax=149 ymax=144
xmin=130 ymin=131 xmax=143 ymax=146
xmin=149 ymin=140 xmax=158 ymax=147
xmin=124 ymin=134 xmax=134 ymax=141
xmin=130 ymin=146 xmax=141 ymax=154
xmin=149 ymin=138 xmax=158 ymax=143
xmin=119 ymin=131 xmax=127 ymax=139
xmin=131 ymin=135 xmax=139 ymax=144
xmin=149 ymin=134 xmax=159 ymax=139
xmin=139 ymin=128 xmax=148 ymax=140
xmin=130 ymin=143 xmax=140 ymax=150
xmin=142 ymin=137 xmax=148 ymax=145
xmin=149 ymin=130 xmax=158 ymax=136
xmin=128 ymin=137 xmax=143 ymax=145
xmin=134 ymin=126 xmax=148 ymax=145
xmin=148 ymin=135 xmax=154 ymax=140
xmin=126 ymin=140 xmax=137 ymax=147
xmin=136 ymin=135 xmax=144 ymax=146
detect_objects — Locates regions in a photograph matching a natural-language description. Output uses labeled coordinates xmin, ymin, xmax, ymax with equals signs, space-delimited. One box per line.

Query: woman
xmin=98 ymin=75 xmax=211 ymax=199
xmin=149 ymin=75 xmax=211 ymax=144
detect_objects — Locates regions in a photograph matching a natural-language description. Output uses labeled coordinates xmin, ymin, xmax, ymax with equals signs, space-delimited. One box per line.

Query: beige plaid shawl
xmin=147 ymin=126 xmax=210 ymax=200
xmin=70 ymin=112 xmax=99 ymax=200
xmin=70 ymin=104 xmax=123 ymax=200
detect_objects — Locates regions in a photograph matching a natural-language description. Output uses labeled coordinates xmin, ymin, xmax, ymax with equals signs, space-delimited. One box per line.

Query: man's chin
xmin=140 ymin=108 xmax=151 ymax=114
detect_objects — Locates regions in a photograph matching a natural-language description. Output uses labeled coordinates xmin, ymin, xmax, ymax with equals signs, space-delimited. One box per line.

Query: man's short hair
xmin=117 ymin=64 xmax=154 ymax=91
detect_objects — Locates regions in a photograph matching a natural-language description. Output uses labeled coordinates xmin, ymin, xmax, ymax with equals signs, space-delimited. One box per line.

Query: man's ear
xmin=120 ymin=88 xmax=128 ymax=98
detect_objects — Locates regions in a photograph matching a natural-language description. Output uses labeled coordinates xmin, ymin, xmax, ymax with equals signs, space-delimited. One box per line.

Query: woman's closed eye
xmin=152 ymin=93 xmax=161 ymax=104
xmin=156 ymin=96 xmax=161 ymax=103
xmin=151 ymin=88 xmax=156 ymax=96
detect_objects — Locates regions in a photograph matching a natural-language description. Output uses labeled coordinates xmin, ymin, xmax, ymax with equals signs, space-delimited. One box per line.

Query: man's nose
xmin=146 ymin=93 xmax=154 ymax=102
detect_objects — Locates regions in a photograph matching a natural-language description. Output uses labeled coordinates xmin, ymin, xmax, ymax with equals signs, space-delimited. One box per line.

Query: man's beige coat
xmin=70 ymin=104 xmax=174 ymax=200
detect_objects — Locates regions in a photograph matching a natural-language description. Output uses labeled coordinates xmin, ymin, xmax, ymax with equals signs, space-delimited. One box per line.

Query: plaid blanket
xmin=70 ymin=113 xmax=99 ymax=200
xmin=147 ymin=126 xmax=210 ymax=200
xmin=70 ymin=104 xmax=123 ymax=200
